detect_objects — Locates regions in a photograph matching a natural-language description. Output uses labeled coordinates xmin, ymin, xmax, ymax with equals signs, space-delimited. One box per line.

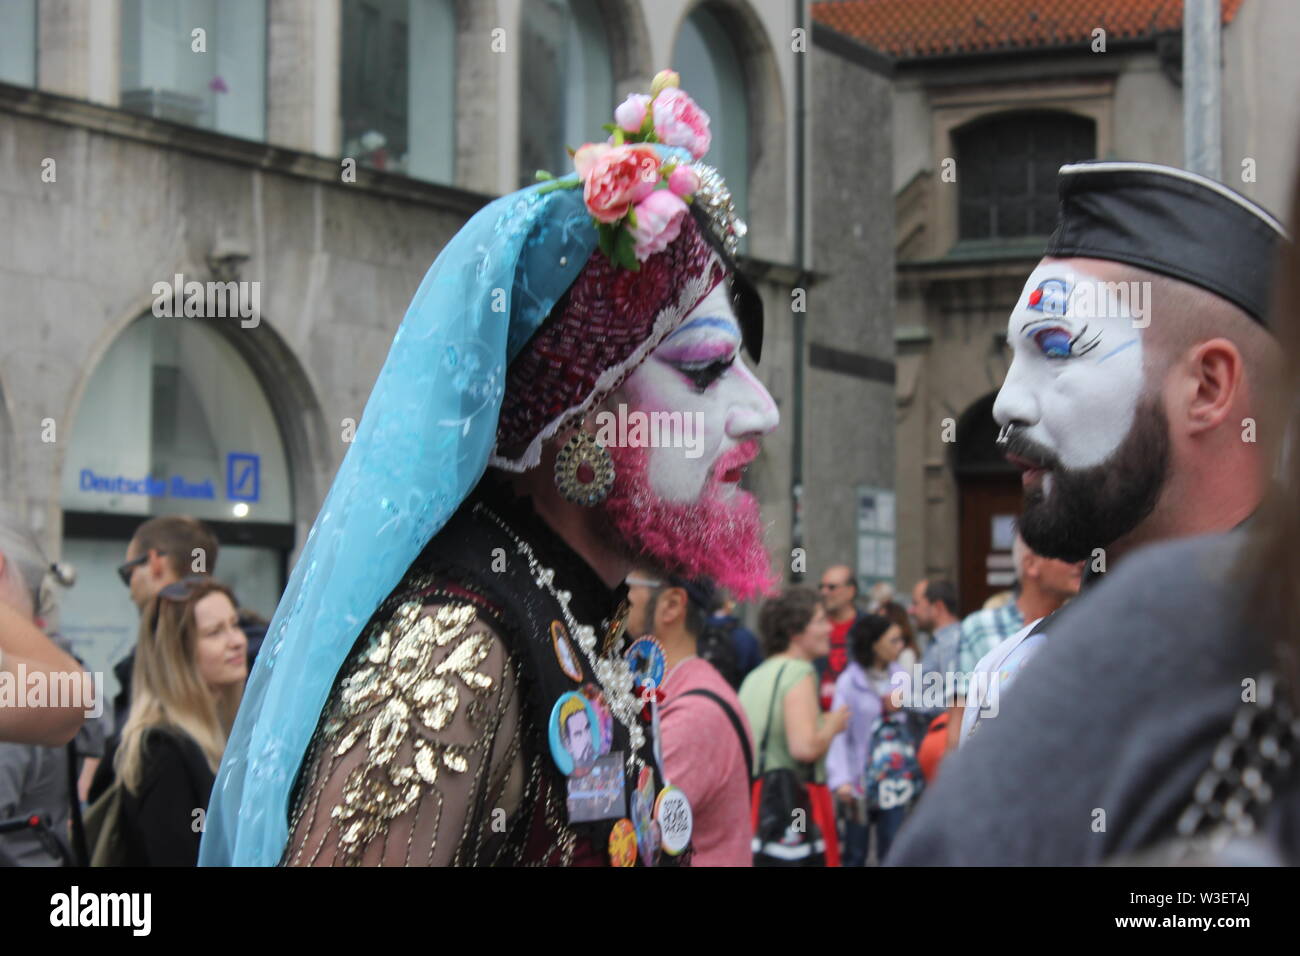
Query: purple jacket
xmin=826 ymin=661 xmax=906 ymax=792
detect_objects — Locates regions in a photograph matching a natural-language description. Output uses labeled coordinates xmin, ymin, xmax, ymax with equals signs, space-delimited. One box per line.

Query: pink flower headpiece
xmin=536 ymin=69 xmax=722 ymax=270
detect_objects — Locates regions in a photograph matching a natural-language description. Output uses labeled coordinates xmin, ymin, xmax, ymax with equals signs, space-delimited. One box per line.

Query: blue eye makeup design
xmin=1032 ymin=327 xmax=1074 ymax=358
xmin=1022 ymin=321 xmax=1102 ymax=360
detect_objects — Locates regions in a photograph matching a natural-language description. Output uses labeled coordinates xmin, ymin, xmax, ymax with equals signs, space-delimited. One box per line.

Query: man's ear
xmin=657 ymin=588 xmax=686 ymax=627
xmin=1183 ymin=337 xmax=1244 ymax=436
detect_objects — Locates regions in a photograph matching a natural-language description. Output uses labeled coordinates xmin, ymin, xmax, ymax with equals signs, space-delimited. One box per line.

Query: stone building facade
xmin=0 ymin=0 xmax=895 ymax=693
xmin=815 ymin=0 xmax=1300 ymax=612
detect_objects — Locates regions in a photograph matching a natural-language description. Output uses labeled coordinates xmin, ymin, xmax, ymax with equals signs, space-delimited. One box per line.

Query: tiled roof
xmin=812 ymin=0 xmax=1246 ymax=59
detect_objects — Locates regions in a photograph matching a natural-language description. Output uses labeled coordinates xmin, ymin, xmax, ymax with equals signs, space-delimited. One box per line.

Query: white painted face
xmin=993 ymin=262 xmax=1147 ymax=470
xmin=615 ymin=281 xmax=779 ymax=502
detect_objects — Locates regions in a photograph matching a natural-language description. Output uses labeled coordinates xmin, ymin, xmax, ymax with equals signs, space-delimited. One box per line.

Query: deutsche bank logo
xmin=226 ymin=453 xmax=260 ymax=502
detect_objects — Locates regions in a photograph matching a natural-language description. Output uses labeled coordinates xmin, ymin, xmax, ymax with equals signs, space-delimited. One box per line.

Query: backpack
xmin=697 ymin=622 xmax=741 ymax=689
xmin=864 ymin=710 xmax=925 ymax=812
xmin=82 ymin=779 xmax=130 ymax=866
xmin=750 ymin=663 xmax=835 ymax=866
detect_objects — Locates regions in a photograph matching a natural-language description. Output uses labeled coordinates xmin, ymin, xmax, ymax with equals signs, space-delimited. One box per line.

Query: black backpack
xmin=697 ymin=621 xmax=742 ymax=689
xmin=750 ymin=664 xmax=827 ymax=866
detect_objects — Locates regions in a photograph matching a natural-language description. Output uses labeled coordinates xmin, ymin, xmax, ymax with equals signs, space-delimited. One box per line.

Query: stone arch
xmin=594 ymin=0 xmax=654 ymax=97
xmin=950 ymin=390 xmax=1017 ymax=478
xmin=671 ymin=0 xmax=788 ymax=262
xmin=61 ymin=297 xmax=332 ymax=551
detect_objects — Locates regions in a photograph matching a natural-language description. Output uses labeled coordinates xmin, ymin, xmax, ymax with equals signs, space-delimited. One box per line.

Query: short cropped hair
xmin=925 ymin=579 xmax=958 ymax=616
xmin=130 ymin=515 xmax=219 ymax=581
xmin=758 ymin=587 xmax=821 ymax=657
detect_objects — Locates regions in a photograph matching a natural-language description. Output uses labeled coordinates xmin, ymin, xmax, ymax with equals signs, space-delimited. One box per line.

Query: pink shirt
xmin=660 ymin=658 xmax=754 ymax=867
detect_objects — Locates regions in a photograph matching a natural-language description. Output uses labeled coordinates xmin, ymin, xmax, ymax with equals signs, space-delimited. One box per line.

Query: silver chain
xmin=475 ymin=503 xmax=647 ymax=774
xmin=1167 ymin=671 xmax=1300 ymax=861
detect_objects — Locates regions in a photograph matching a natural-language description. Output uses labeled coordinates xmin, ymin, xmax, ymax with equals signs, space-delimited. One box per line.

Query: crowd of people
xmin=0 ymin=515 xmax=260 ymax=866
xmin=0 ymin=488 xmax=1094 ymax=866
xmin=0 ymin=510 xmax=1089 ymax=867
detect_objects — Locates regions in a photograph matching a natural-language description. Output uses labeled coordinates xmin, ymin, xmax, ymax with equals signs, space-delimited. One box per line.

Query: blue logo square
xmin=226 ymin=453 xmax=260 ymax=502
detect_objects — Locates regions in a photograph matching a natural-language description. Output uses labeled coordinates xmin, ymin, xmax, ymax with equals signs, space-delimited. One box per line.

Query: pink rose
xmin=572 ymin=142 xmax=612 ymax=181
xmin=652 ymin=88 xmax=711 ymax=159
xmin=583 ymin=145 xmax=660 ymax=223
xmin=629 ymin=189 xmax=689 ymax=261
xmin=667 ymin=165 xmax=700 ymax=197
xmin=614 ymin=93 xmax=651 ymax=133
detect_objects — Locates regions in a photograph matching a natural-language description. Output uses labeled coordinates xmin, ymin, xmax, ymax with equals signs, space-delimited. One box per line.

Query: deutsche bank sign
xmin=77 ymin=452 xmax=261 ymax=503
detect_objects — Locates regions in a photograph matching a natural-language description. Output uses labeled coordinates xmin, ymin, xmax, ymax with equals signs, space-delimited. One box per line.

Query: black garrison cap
xmin=1044 ymin=161 xmax=1290 ymax=327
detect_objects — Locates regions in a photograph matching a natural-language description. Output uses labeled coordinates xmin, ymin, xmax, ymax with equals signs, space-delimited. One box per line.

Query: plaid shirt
xmin=954 ymin=602 xmax=1025 ymax=695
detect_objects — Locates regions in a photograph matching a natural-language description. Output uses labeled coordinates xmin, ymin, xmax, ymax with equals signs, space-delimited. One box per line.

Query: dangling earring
xmin=554 ymin=423 xmax=615 ymax=506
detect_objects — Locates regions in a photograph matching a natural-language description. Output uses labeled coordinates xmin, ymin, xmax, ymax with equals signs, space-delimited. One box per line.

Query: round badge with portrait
xmin=580 ymin=683 xmax=614 ymax=757
xmin=551 ymin=620 xmax=583 ymax=683
xmin=623 ymin=637 xmax=666 ymax=691
xmin=653 ymin=785 xmax=693 ymax=857
xmin=549 ymin=691 xmax=603 ymax=776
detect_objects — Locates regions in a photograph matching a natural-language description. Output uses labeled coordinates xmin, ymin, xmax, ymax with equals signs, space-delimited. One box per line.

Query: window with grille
xmin=955 ymin=111 xmax=1096 ymax=241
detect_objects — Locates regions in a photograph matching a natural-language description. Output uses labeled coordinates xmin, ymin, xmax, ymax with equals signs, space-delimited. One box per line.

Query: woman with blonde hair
xmin=114 ymin=576 xmax=247 ymax=865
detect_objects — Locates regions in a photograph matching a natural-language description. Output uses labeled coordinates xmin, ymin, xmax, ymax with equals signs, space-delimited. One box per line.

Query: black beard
xmin=1007 ymin=396 xmax=1171 ymax=563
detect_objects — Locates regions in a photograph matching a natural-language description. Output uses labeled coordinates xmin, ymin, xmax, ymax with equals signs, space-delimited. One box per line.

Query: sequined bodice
xmin=282 ymin=483 xmax=677 ymax=866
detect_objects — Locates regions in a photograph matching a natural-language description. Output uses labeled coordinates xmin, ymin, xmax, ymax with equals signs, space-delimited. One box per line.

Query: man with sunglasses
xmin=815 ymin=566 xmax=861 ymax=711
xmin=92 ymin=517 xmax=219 ymax=800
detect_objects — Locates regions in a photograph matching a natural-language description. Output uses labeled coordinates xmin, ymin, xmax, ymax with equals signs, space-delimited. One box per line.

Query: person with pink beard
xmin=625 ymin=571 xmax=754 ymax=866
xmin=211 ymin=73 xmax=782 ymax=868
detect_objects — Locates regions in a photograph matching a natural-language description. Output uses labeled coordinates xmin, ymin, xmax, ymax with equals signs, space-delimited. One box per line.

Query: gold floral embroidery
xmin=315 ymin=601 xmax=497 ymax=865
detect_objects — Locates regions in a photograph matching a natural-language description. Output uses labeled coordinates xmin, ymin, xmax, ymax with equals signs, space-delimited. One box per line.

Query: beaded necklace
xmin=475 ymin=503 xmax=647 ymax=774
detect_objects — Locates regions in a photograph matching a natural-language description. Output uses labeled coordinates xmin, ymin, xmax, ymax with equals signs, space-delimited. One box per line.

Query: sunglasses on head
xmin=148 ymin=576 xmax=212 ymax=632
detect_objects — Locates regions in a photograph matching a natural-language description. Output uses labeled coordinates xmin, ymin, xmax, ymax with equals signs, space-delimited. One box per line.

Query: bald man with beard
xmin=889 ymin=161 xmax=1288 ymax=865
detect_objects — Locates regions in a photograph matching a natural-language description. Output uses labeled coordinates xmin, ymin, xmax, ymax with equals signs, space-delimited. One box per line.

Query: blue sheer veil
xmin=199 ymin=178 xmax=598 ymax=866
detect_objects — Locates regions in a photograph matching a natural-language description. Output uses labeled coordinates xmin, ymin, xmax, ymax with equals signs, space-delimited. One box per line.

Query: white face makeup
xmin=993 ymin=261 xmax=1147 ymax=470
xmin=616 ymin=282 xmax=779 ymax=502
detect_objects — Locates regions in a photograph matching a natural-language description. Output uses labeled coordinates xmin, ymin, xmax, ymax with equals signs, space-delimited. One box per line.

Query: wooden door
xmin=957 ymin=475 xmax=1023 ymax=617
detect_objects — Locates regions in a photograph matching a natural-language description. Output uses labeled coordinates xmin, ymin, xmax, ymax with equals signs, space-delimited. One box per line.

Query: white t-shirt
xmin=958 ymin=617 xmax=1046 ymax=746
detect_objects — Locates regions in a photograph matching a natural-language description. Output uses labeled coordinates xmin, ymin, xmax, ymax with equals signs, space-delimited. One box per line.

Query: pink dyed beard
xmin=599 ymin=444 xmax=778 ymax=601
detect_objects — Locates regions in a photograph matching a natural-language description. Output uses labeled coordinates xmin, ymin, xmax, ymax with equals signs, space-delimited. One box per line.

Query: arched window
xmin=120 ymin=0 xmax=267 ymax=140
xmin=340 ymin=0 xmax=457 ymax=182
xmin=673 ymin=3 xmax=750 ymax=245
xmin=0 ymin=0 xmax=37 ymax=86
xmin=518 ymin=0 xmax=614 ymax=186
xmin=955 ymin=111 xmax=1095 ymax=241
xmin=59 ymin=315 xmax=295 ymax=703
